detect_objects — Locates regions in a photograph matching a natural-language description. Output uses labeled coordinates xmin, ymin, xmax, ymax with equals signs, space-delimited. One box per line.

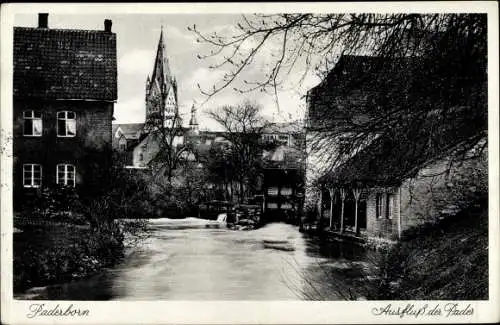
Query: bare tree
xmin=207 ymin=101 xmax=271 ymax=202
xmin=191 ymin=14 xmax=487 ymax=178
xmin=143 ymin=95 xmax=192 ymax=184
xmin=205 ymin=143 xmax=237 ymax=201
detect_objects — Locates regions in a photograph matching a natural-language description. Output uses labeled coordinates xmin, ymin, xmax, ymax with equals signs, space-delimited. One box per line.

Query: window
xmin=376 ymin=193 xmax=383 ymax=219
xmin=56 ymin=164 xmax=76 ymax=187
xmin=386 ymin=194 xmax=395 ymax=219
xmin=278 ymin=134 xmax=290 ymax=145
xmin=118 ymin=138 xmax=127 ymax=151
xmin=57 ymin=111 xmax=76 ymax=137
xmin=23 ymin=164 xmax=42 ymax=188
xmin=267 ymin=203 xmax=278 ymax=209
xmin=23 ymin=111 xmax=42 ymax=136
xmin=280 ymin=187 xmax=292 ymax=196
xmin=267 ymin=187 xmax=278 ymax=196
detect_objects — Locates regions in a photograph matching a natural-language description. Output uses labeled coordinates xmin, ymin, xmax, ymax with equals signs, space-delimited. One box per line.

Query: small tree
xmin=207 ymin=101 xmax=270 ymax=203
xmin=205 ymin=143 xmax=236 ymax=201
xmin=144 ymin=93 xmax=192 ymax=185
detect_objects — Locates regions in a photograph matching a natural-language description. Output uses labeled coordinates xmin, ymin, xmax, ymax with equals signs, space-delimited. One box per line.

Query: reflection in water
xmin=16 ymin=219 xmax=379 ymax=301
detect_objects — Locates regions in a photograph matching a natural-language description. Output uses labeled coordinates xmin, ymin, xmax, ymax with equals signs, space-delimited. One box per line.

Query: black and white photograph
xmin=1 ymin=2 xmax=499 ymax=324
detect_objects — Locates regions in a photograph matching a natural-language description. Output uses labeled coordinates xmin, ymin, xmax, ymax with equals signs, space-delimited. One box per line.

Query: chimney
xmin=38 ymin=13 xmax=48 ymax=28
xmin=104 ymin=19 xmax=112 ymax=32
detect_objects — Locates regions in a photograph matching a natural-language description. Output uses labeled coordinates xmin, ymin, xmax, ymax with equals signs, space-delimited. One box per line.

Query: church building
xmin=113 ymin=27 xmax=198 ymax=168
xmin=144 ymin=26 xmax=179 ymax=130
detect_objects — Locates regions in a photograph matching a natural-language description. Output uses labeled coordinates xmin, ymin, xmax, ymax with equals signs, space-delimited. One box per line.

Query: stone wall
xmin=399 ymin=151 xmax=487 ymax=235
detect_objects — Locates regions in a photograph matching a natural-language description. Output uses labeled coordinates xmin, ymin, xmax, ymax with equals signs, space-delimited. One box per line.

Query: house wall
xmin=132 ymin=133 xmax=185 ymax=167
xmin=365 ymin=188 xmax=401 ymax=239
xmin=13 ymin=98 xmax=113 ymax=208
xmin=399 ymin=151 xmax=488 ymax=234
xmin=262 ymin=168 xmax=305 ymax=222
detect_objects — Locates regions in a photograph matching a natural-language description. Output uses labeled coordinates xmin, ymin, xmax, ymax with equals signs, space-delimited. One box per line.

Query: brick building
xmin=13 ymin=14 xmax=117 ymax=209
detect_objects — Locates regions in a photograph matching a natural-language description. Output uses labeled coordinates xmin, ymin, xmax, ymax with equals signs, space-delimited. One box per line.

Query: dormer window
xmin=57 ymin=111 xmax=76 ymax=137
xmin=23 ymin=111 xmax=42 ymax=136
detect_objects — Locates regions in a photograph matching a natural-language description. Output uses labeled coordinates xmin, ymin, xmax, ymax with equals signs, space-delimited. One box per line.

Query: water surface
xmin=17 ymin=218 xmax=377 ymax=300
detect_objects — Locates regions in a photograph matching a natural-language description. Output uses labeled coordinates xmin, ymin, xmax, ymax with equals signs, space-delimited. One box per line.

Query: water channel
xmin=17 ymin=218 xmax=379 ymax=300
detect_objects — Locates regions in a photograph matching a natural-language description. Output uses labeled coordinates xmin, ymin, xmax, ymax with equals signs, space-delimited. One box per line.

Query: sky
xmin=14 ymin=13 xmax=321 ymax=131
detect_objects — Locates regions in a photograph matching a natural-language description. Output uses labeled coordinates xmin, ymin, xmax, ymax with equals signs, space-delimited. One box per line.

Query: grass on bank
xmin=371 ymin=199 xmax=488 ymax=300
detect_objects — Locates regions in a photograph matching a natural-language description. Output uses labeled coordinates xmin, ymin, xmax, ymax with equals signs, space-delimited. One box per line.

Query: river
xmin=16 ymin=218 xmax=379 ymax=300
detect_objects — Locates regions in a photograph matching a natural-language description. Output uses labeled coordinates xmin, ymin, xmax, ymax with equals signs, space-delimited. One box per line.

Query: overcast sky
xmin=15 ymin=13 xmax=321 ymax=131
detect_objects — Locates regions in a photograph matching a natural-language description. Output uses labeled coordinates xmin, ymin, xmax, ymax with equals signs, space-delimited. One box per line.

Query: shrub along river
xmin=16 ymin=218 xmax=380 ymax=300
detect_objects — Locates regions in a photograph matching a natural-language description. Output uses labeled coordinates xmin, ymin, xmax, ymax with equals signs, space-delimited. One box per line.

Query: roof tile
xmin=14 ymin=27 xmax=117 ymax=100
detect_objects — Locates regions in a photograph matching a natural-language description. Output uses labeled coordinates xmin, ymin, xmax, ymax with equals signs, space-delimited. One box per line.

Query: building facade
xmin=260 ymin=122 xmax=306 ymax=223
xmin=305 ymin=54 xmax=487 ymax=239
xmin=13 ymin=14 xmax=117 ymax=209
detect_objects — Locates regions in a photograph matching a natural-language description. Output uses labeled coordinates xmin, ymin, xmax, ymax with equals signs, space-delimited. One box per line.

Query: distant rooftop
xmin=113 ymin=123 xmax=145 ymax=139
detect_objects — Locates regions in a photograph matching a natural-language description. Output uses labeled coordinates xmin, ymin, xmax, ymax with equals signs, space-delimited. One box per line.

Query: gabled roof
xmin=263 ymin=145 xmax=305 ymax=169
xmin=319 ymin=136 xmax=422 ymax=187
xmin=113 ymin=123 xmax=145 ymax=139
xmin=318 ymin=123 xmax=487 ymax=188
xmin=13 ymin=27 xmax=117 ymax=100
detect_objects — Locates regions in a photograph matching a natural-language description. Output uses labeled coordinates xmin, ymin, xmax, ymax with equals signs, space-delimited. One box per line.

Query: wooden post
xmin=353 ymin=188 xmax=361 ymax=235
xmin=340 ymin=188 xmax=346 ymax=233
xmin=328 ymin=187 xmax=335 ymax=230
xmin=318 ymin=188 xmax=323 ymax=222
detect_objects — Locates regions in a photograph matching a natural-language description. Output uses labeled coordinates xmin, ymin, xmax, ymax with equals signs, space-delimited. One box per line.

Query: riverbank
xmin=14 ymin=220 xmax=124 ymax=293
xmin=300 ymin=199 xmax=488 ymax=300
xmin=370 ymin=201 xmax=488 ymax=300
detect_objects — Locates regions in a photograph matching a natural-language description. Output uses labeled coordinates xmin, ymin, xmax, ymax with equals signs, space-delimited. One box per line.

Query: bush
xmin=13 ymin=221 xmax=124 ymax=292
xmin=20 ymin=186 xmax=88 ymax=225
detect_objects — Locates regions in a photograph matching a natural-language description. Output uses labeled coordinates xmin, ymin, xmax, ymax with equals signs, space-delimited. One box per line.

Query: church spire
xmin=189 ymin=103 xmax=199 ymax=134
xmin=145 ymin=26 xmax=178 ymax=125
xmin=150 ymin=25 xmax=173 ymax=91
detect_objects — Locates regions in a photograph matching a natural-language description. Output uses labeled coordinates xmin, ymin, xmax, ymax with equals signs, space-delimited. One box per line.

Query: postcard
xmin=1 ymin=2 xmax=498 ymax=324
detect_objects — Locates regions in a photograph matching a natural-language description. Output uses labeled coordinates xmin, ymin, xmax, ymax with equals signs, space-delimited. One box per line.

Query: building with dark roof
xmin=259 ymin=121 xmax=306 ymax=222
xmin=305 ymin=54 xmax=487 ymax=240
xmin=13 ymin=13 xmax=117 ymax=208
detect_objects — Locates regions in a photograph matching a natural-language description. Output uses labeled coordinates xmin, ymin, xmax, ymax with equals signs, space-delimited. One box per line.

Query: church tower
xmin=145 ymin=26 xmax=179 ymax=129
xmin=189 ymin=103 xmax=199 ymax=135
